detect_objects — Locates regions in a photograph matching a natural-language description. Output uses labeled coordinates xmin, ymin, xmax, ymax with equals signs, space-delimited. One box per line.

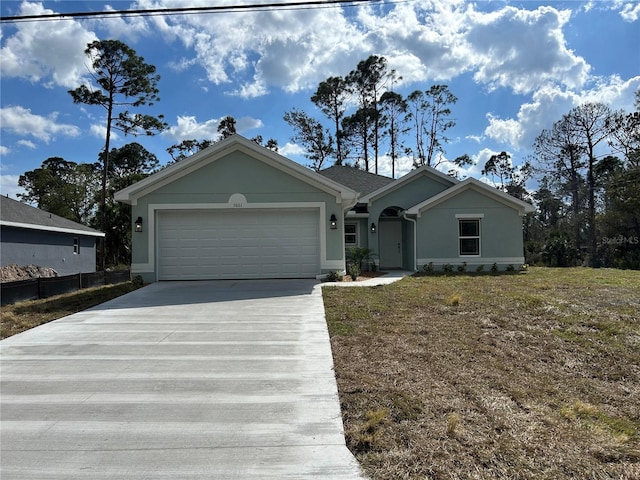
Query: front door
xmin=379 ymin=220 xmax=402 ymax=269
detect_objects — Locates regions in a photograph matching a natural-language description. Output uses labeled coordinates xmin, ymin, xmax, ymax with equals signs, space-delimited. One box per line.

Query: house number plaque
xmin=229 ymin=193 xmax=247 ymax=208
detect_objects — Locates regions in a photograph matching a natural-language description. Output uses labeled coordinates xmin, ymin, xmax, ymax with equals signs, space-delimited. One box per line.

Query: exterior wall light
xmin=370 ymin=222 xmax=377 ymax=233
xmin=135 ymin=217 xmax=143 ymax=232
xmin=330 ymin=214 xmax=338 ymax=230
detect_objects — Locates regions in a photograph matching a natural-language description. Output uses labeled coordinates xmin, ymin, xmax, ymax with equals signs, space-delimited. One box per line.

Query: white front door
xmin=379 ymin=220 xmax=402 ymax=269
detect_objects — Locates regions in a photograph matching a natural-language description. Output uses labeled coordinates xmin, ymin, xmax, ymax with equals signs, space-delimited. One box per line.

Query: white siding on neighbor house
xmin=157 ymin=209 xmax=320 ymax=280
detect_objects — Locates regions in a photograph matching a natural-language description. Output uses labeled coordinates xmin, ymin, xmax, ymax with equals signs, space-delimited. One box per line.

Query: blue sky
xmin=1 ymin=0 xmax=639 ymax=200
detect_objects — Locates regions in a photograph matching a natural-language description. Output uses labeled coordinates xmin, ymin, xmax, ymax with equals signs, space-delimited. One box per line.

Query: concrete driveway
xmin=0 ymin=280 xmax=363 ymax=479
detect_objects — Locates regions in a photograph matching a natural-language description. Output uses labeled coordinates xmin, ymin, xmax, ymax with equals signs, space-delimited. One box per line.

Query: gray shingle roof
xmin=317 ymin=165 xmax=394 ymax=196
xmin=0 ymin=195 xmax=104 ymax=236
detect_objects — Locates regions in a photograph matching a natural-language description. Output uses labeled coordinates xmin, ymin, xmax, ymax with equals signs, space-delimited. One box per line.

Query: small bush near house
xmin=422 ymin=262 xmax=434 ymax=274
xmin=346 ymin=246 xmax=375 ymax=272
xmin=324 ymin=270 xmax=342 ymax=282
xmin=442 ymin=263 xmax=453 ymax=273
xmin=348 ymin=264 xmax=361 ymax=281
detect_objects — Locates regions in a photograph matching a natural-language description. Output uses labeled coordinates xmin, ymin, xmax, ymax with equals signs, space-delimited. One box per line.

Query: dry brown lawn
xmin=1 ymin=282 xmax=140 ymax=339
xmin=323 ymin=267 xmax=640 ymax=480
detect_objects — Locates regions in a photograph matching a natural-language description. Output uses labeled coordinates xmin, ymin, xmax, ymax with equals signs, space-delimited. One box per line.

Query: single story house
xmin=0 ymin=195 xmax=104 ymax=276
xmin=115 ymin=135 xmax=534 ymax=282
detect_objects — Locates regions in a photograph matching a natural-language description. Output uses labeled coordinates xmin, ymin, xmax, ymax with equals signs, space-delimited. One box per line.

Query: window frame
xmin=73 ymin=237 xmax=80 ymax=255
xmin=456 ymin=215 xmax=482 ymax=257
xmin=344 ymin=222 xmax=359 ymax=247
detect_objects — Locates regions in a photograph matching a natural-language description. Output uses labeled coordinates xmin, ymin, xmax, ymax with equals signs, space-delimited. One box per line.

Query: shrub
xmin=442 ymin=263 xmax=453 ymax=273
xmin=457 ymin=262 xmax=467 ymax=273
xmin=542 ymin=232 xmax=580 ymax=267
xmin=422 ymin=262 xmax=434 ymax=274
xmin=506 ymin=264 xmax=515 ymax=272
xmin=490 ymin=262 xmax=499 ymax=274
xmin=348 ymin=264 xmax=361 ymax=281
xmin=325 ymin=271 xmax=342 ymax=282
xmin=475 ymin=264 xmax=485 ymax=273
xmin=347 ymin=247 xmax=375 ymax=271
xmin=132 ymin=275 xmax=144 ymax=287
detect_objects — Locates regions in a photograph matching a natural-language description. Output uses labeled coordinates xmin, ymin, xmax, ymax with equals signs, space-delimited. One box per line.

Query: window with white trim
xmin=73 ymin=237 xmax=80 ymax=255
xmin=458 ymin=219 xmax=480 ymax=256
xmin=345 ymin=223 xmax=358 ymax=246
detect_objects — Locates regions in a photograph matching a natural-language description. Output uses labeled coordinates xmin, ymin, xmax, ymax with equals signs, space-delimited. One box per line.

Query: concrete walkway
xmin=0 ymin=279 xmax=364 ymax=479
xmin=322 ymin=270 xmax=412 ymax=287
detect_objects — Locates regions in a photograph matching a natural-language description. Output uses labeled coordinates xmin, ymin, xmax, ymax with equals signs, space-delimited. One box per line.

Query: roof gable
xmin=115 ymin=135 xmax=356 ymax=205
xmin=0 ymin=196 xmax=104 ymax=237
xmin=406 ymin=178 xmax=535 ymax=216
xmin=359 ymin=164 xmax=458 ymax=205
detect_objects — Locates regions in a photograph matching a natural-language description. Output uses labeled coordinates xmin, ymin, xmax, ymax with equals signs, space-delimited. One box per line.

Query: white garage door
xmin=157 ymin=209 xmax=320 ymax=280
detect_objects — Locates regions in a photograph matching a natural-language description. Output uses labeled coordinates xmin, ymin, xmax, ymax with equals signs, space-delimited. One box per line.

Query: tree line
xmin=284 ymin=55 xmax=471 ymax=176
xmin=529 ymin=96 xmax=639 ymax=269
xmin=17 ymin=40 xmax=640 ymax=269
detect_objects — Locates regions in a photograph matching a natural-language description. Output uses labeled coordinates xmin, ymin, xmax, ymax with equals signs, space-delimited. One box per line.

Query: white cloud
xmin=0 ymin=106 xmax=81 ymax=143
xmin=465 ymin=6 xmax=590 ymax=94
xmin=278 ymin=142 xmax=305 ymax=158
xmin=0 ymin=146 xmax=10 ymax=156
xmin=484 ymin=75 xmax=640 ymax=150
xmin=619 ymin=2 xmax=640 ymax=22
xmin=17 ymin=140 xmax=37 ymax=149
xmin=113 ymin=0 xmax=592 ymax=99
xmin=584 ymin=0 xmax=640 ymax=21
xmin=89 ymin=123 xmax=119 ymax=142
xmin=93 ymin=4 xmax=151 ymax=41
xmin=235 ymin=116 xmax=264 ymax=133
xmin=0 ymin=174 xmax=26 ymax=199
xmin=484 ymin=115 xmax=522 ymax=148
xmin=163 ymin=115 xmax=263 ymax=142
xmin=466 ymin=134 xmax=485 ymax=143
xmin=0 ymin=2 xmax=98 ymax=88
xmin=377 ymin=154 xmax=414 ymax=179
xmin=90 ymin=124 xmax=107 ymax=138
xmin=230 ymin=78 xmax=269 ymax=99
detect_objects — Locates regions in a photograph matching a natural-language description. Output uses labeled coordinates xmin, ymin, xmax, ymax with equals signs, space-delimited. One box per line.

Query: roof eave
xmin=1 ymin=220 xmax=105 ymax=237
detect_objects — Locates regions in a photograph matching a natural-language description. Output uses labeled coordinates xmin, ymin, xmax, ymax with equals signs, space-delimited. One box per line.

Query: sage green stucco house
xmin=115 ymin=135 xmax=534 ymax=282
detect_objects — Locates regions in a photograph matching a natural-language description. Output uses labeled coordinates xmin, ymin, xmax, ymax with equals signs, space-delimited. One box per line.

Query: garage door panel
xmin=157 ymin=209 xmax=320 ymax=280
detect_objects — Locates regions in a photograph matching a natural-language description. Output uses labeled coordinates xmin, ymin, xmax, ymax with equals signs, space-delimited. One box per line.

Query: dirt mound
xmin=1 ymin=264 xmax=58 ymax=283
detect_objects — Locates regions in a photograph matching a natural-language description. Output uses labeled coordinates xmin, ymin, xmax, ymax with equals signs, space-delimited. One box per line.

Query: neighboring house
xmin=0 ymin=195 xmax=104 ymax=276
xmin=115 ymin=134 xmax=534 ymax=283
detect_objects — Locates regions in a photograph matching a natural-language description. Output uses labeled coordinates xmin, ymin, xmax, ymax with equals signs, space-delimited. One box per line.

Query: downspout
xmin=403 ymin=211 xmax=417 ymax=272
